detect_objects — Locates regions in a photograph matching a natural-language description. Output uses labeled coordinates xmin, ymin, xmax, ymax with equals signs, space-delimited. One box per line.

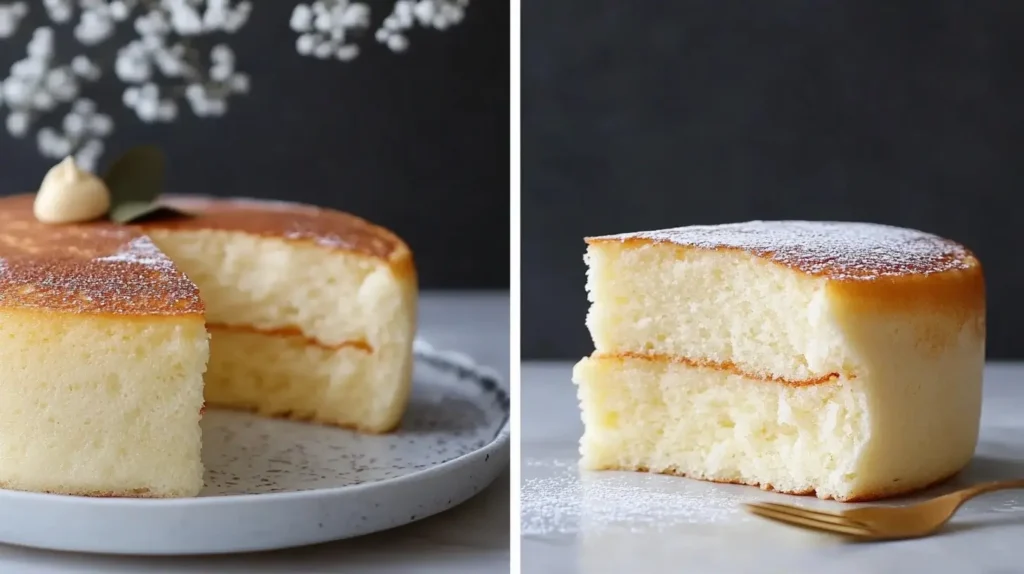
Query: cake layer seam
xmin=594 ymin=351 xmax=852 ymax=386
xmin=206 ymin=323 xmax=374 ymax=353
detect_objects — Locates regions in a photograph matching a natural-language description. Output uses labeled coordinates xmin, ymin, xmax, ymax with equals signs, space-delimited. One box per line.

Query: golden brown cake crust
xmin=0 ymin=194 xmax=414 ymax=316
xmin=599 ymin=351 xmax=844 ymax=387
xmin=206 ymin=323 xmax=373 ymax=352
xmin=0 ymin=482 xmax=161 ymax=498
xmin=155 ymin=195 xmax=409 ymax=263
xmin=587 ymin=220 xmax=977 ymax=281
xmin=0 ymin=196 xmax=203 ymax=316
xmin=594 ymin=464 xmax=964 ymax=502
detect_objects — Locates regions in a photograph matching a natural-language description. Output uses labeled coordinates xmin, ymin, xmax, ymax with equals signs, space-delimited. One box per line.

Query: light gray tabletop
xmin=522 ymin=361 xmax=1024 ymax=574
xmin=0 ymin=291 xmax=510 ymax=574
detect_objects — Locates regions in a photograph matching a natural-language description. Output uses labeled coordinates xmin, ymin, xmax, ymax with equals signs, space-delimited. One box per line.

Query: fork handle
xmin=957 ymin=478 xmax=1024 ymax=503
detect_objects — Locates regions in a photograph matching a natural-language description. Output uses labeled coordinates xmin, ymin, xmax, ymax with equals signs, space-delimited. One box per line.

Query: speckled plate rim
xmin=0 ymin=339 xmax=510 ymax=510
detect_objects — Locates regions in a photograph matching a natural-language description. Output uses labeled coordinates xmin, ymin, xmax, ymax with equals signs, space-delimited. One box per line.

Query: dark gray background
xmin=523 ymin=1 xmax=1024 ymax=359
xmin=0 ymin=2 xmax=508 ymax=289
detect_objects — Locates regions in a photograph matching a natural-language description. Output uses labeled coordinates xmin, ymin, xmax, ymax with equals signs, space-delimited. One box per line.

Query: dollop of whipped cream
xmin=33 ymin=156 xmax=111 ymax=224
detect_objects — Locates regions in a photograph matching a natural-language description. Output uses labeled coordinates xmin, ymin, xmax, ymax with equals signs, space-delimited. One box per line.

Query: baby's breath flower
xmin=1 ymin=0 xmax=468 ymax=167
xmin=0 ymin=2 xmax=27 ymax=39
xmin=375 ymin=0 xmax=468 ymax=53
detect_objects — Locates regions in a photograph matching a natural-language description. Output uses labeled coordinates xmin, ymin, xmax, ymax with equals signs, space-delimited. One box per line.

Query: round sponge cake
xmin=0 ymin=194 xmax=417 ymax=498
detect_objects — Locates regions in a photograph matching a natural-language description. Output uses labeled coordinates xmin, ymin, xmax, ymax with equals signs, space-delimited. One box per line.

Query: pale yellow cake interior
xmin=0 ymin=311 xmax=207 ymax=498
xmin=586 ymin=241 xmax=856 ymax=382
xmin=576 ymin=238 xmax=984 ymax=501
xmin=204 ymin=328 xmax=406 ymax=431
xmin=148 ymin=229 xmax=417 ymax=433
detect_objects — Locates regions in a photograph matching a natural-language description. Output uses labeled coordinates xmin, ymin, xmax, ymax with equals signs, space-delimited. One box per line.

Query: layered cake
xmin=574 ymin=221 xmax=985 ymax=501
xmin=0 ymin=187 xmax=416 ymax=497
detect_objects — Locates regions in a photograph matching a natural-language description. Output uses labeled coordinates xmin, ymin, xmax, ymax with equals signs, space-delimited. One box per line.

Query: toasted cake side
xmin=576 ymin=221 xmax=985 ymax=501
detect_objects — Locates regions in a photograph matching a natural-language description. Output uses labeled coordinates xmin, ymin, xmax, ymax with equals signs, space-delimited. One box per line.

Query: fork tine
xmin=743 ymin=504 xmax=875 ymax=537
xmin=750 ymin=502 xmax=867 ymax=527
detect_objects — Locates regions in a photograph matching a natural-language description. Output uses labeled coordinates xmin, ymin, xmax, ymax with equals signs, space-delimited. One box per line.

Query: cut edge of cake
xmin=147 ymin=227 xmax=418 ymax=434
xmin=0 ymin=308 xmax=208 ymax=498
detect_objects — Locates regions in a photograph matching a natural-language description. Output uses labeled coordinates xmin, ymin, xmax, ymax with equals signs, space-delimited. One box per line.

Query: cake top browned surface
xmin=588 ymin=220 xmax=978 ymax=280
xmin=0 ymin=195 xmax=203 ymax=316
xmin=0 ymin=193 xmax=411 ymax=316
xmin=156 ymin=195 xmax=407 ymax=261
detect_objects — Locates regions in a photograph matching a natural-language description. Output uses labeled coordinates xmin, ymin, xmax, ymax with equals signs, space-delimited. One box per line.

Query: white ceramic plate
xmin=0 ymin=341 xmax=510 ymax=555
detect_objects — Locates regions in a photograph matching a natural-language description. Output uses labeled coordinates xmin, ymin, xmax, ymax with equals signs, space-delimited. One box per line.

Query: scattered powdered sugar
xmin=93 ymin=236 xmax=173 ymax=269
xmin=284 ymin=225 xmax=353 ymax=251
xmin=994 ymin=500 xmax=1024 ymax=514
xmin=521 ymin=458 xmax=747 ymax=537
xmin=596 ymin=220 xmax=974 ymax=280
xmin=169 ymin=194 xmax=308 ymax=213
xmin=221 ymin=197 xmax=309 ymax=211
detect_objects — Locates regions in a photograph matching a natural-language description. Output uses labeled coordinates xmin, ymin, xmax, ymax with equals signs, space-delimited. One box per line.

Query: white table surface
xmin=0 ymin=291 xmax=510 ymax=574
xmin=522 ymin=361 xmax=1024 ymax=573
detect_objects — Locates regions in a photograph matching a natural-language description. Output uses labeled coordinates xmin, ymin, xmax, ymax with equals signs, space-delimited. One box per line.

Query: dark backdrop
xmin=523 ymin=1 xmax=1024 ymax=359
xmin=0 ymin=2 xmax=509 ymax=289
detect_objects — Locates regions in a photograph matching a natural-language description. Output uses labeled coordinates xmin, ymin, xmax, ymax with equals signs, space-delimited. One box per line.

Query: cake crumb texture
xmin=0 ymin=310 xmax=207 ymax=497
xmin=148 ymin=228 xmax=417 ymax=434
xmin=575 ymin=353 xmax=981 ymax=502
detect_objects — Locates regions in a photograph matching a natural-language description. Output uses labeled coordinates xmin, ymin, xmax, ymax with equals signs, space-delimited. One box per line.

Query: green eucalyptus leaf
xmin=101 ymin=145 xmax=192 ymax=224
xmin=108 ymin=202 xmax=192 ymax=224
xmin=103 ymin=144 xmax=166 ymax=205
xmin=109 ymin=201 xmax=159 ymax=224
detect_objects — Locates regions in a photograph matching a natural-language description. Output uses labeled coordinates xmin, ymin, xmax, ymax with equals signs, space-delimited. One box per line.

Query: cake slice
xmin=0 ymin=224 xmax=207 ymax=498
xmin=574 ymin=221 xmax=985 ymax=501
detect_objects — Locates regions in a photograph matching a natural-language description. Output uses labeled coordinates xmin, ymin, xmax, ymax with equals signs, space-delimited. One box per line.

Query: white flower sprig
xmin=290 ymin=0 xmax=470 ymax=60
xmin=0 ymin=26 xmax=111 ymax=171
xmin=0 ymin=2 xmax=27 ymax=38
xmin=375 ymin=0 xmax=468 ymax=53
xmin=1 ymin=1 xmax=472 ymax=170
xmin=0 ymin=0 xmax=252 ymax=170
xmin=115 ymin=2 xmax=252 ymax=123
xmin=39 ymin=98 xmax=111 ymax=168
xmin=290 ymin=1 xmax=369 ymax=61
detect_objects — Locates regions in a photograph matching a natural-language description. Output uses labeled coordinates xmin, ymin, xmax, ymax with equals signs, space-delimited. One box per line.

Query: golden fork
xmin=743 ymin=479 xmax=1024 ymax=540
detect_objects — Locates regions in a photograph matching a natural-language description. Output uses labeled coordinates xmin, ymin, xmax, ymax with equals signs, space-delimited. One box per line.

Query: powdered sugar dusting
xmin=594 ymin=221 xmax=974 ymax=280
xmin=522 ymin=458 xmax=747 ymax=537
xmin=0 ymin=194 xmax=203 ymax=316
xmin=94 ymin=236 xmax=174 ymax=270
xmin=284 ymin=224 xmax=355 ymax=251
